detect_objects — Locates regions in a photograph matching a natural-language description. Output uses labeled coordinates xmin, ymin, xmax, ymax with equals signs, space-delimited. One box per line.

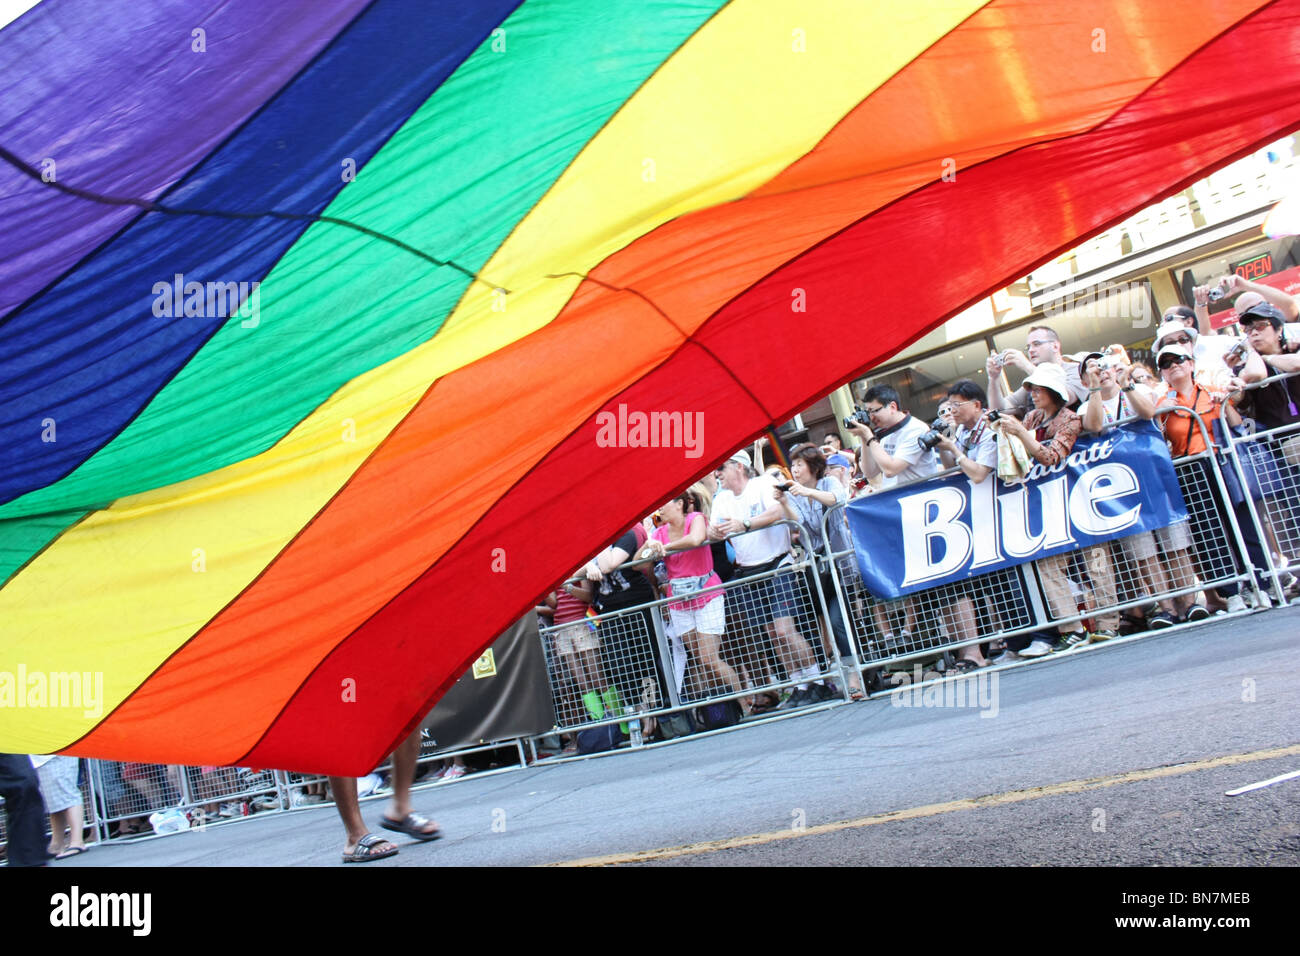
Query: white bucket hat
xmin=1153 ymin=318 xmax=1198 ymax=351
xmin=1022 ymin=362 xmax=1072 ymax=406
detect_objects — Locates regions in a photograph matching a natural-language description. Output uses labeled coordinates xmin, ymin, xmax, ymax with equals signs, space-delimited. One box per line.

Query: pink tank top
xmin=653 ymin=513 xmax=721 ymax=610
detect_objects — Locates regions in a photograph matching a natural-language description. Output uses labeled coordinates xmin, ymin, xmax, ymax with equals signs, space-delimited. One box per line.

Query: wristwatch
xmin=1122 ymin=384 xmax=1136 ymax=392
xmin=742 ymin=517 xmax=752 ymax=531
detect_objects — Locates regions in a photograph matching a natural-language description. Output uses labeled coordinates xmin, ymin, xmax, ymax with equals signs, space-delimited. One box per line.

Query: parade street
xmin=58 ymin=608 xmax=1299 ymax=867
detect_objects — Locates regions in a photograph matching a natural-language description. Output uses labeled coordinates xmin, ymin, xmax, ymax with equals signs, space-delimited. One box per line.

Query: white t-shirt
xmin=953 ymin=419 xmax=998 ymax=470
xmin=711 ymin=475 xmax=791 ymax=567
xmin=1084 ymin=388 xmax=1150 ymax=430
xmin=877 ymin=416 xmax=941 ymax=489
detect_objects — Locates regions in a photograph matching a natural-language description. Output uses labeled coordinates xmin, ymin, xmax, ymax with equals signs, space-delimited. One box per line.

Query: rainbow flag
xmin=2 ymin=0 xmax=1298 ymax=774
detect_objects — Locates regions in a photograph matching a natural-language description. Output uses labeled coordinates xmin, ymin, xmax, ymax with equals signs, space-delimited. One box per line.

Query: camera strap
xmin=962 ymin=420 xmax=987 ymax=451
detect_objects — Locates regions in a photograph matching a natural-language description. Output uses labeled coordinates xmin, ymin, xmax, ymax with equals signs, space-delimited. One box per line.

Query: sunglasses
xmin=1158 ymin=356 xmax=1191 ymax=370
xmin=1163 ymin=334 xmax=1194 ymax=346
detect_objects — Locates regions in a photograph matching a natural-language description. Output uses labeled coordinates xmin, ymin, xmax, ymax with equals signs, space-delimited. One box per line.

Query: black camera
xmin=842 ymin=407 xmax=872 ymax=430
xmin=918 ymin=417 xmax=950 ymax=451
xmin=986 ymin=409 xmax=1003 ymax=423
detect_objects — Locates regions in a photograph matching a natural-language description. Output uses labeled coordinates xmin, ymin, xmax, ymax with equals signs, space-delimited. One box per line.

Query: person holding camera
xmin=844 ymin=385 xmax=939 ymax=652
xmin=996 ymin=364 xmax=1119 ymax=651
xmin=986 ymin=325 xmax=1089 ymax=415
xmin=708 ymin=451 xmax=825 ymax=708
xmin=926 ymin=380 xmax=1001 ymax=670
xmin=845 ymin=384 xmax=941 ymax=489
xmin=772 ymin=443 xmax=863 ymax=698
xmin=1080 ymin=352 xmax=1199 ymax=627
xmin=934 ymin=379 xmax=998 ymax=483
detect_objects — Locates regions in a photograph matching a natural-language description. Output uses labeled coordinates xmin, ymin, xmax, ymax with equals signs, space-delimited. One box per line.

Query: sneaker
xmin=1019 ymin=639 xmax=1054 ymax=658
xmin=217 ymin=802 xmax=239 ymax=818
xmin=252 ymin=795 xmax=280 ymax=811
xmin=1050 ymin=631 xmax=1089 ymax=653
xmin=1087 ymin=629 xmax=1118 ymax=643
xmin=441 ymin=764 xmax=467 ymax=781
xmin=988 ymin=650 xmax=1023 ymax=665
xmin=1146 ymin=611 xmax=1176 ymax=629
xmin=1184 ymin=604 xmax=1211 ymax=622
xmin=1226 ymin=594 xmax=1248 ymax=613
xmin=897 ymin=628 xmax=914 ymax=647
xmin=1253 ymin=590 xmax=1275 ymax=609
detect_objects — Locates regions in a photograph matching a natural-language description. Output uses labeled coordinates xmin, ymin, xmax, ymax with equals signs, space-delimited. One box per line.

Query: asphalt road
xmin=59 ymin=606 xmax=1299 ymax=867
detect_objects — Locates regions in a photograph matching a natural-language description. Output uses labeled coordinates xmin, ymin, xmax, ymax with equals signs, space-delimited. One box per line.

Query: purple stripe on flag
xmin=0 ymin=0 xmax=370 ymax=320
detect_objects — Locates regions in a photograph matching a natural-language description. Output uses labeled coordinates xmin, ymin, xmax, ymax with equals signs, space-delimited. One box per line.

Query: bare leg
xmin=47 ymin=809 xmax=68 ymax=856
xmin=1137 ymin=554 xmax=1181 ymax=618
xmin=689 ymin=630 xmax=747 ymax=704
xmin=61 ymin=806 xmax=86 ymax=848
xmin=1163 ymin=547 xmax=1197 ymax=616
xmin=575 ymin=647 xmax=606 ymax=692
xmin=773 ymin=616 xmax=815 ymax=674
xmin=327 ymin=776 xmax=377 ymax=854
xmin=943 ymin=597 xmax=984 ymax=665
xmin=384 ymin=727 xmax=424 ymax=823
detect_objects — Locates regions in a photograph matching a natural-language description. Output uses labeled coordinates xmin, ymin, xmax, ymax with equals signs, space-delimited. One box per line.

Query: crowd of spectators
xmin=536 ymin=273 xmax=1300 ymax=731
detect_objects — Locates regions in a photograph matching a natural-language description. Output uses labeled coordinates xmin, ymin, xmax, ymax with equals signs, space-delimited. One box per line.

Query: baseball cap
xmin=727 ymin=450 xmax=752 ymax=469
xmin=826 ymin=453 xmax=851 ymax=468
xmin=1238 ymin=301 xmax=1285 ymax=328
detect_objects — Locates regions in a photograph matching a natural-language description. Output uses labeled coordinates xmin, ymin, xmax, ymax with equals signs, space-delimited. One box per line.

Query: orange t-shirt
xmin=1158 ymin=385 xmax=1224 ymax=457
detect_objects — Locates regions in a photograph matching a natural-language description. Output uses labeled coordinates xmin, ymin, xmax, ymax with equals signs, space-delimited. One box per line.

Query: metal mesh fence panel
xmin=1037 ymin=452 xmax=1249 ymax=627
xmin=540 ymin=548 xmax=841 ymax=734
xmin=692 ymin=560 xmax=835 ymax=702
xmin=833 ymin=551 xmax=1034 ymax=664
xmin=540 ymin=600 xmax=665 ymax=731
xmin=1231 ymin=421 xmax=1300 ymax=572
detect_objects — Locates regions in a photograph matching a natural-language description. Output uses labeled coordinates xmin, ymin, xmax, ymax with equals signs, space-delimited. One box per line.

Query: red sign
xmin=1235 ymin=252 xmax=1273 ymax=280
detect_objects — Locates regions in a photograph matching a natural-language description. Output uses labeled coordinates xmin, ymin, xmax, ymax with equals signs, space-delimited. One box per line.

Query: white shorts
xmin=668 ymin=594 xmax=726 ymax=636
xmin=1112 ymin=530 xmax=1157 ymax=562
xmin=1154 ymin=518 xmax=1192 ymax=552
xmin=552 ymin=621 xmax=598 ymax=655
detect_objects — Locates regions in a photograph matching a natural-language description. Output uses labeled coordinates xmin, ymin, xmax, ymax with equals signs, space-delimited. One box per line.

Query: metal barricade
xmin=822 ymin=408 xmax=1263 ymax=681
xmin=1036 ymin=410 xmax=1257 ymax=630
xmin=1218 ymin=370 xmax=1300 ymax=606
xmin=537 ymin=520 xmax=847 ymax=740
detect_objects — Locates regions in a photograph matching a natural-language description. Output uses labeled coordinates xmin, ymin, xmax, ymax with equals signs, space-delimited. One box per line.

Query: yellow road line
xmin=548 ymin=743 xmax=1300 ymax=866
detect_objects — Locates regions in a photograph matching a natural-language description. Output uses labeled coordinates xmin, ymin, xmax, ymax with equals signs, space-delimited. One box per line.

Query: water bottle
xmin=626 ymin=707 xmax=643 ymax=747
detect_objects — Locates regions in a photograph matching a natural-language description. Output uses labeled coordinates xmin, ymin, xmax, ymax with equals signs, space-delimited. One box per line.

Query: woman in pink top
xmin=640 ymin=491 xmax=749 ymax=714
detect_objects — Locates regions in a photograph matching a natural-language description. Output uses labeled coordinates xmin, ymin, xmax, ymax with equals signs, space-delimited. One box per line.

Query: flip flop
xmin=342 ymin=832 xmax=398 ymax=863
xmin=55 ymin=846 xmax=89 ymax=859
xmin=380 ymin=811 xmax=442 ymax=842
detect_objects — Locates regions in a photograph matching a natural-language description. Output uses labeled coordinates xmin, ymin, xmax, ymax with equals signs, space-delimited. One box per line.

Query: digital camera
xmin=919 ymin=417 xmax=950 ymax=450
xmin=842 ymin=407 xmax=872 ymax=430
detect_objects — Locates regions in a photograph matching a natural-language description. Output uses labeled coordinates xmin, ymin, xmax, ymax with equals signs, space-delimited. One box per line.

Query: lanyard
xmin=1103 ymin=391 xmax=1130 ymax=425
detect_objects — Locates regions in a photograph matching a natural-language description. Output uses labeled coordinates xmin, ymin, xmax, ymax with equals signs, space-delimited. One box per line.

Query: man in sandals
xmin=330 ymin=727 xmax=442 ymax=863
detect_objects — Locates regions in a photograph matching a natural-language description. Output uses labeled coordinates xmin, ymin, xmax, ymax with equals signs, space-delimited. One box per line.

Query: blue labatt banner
xmin=845 ymin=421 xmax=1190 ymax=600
